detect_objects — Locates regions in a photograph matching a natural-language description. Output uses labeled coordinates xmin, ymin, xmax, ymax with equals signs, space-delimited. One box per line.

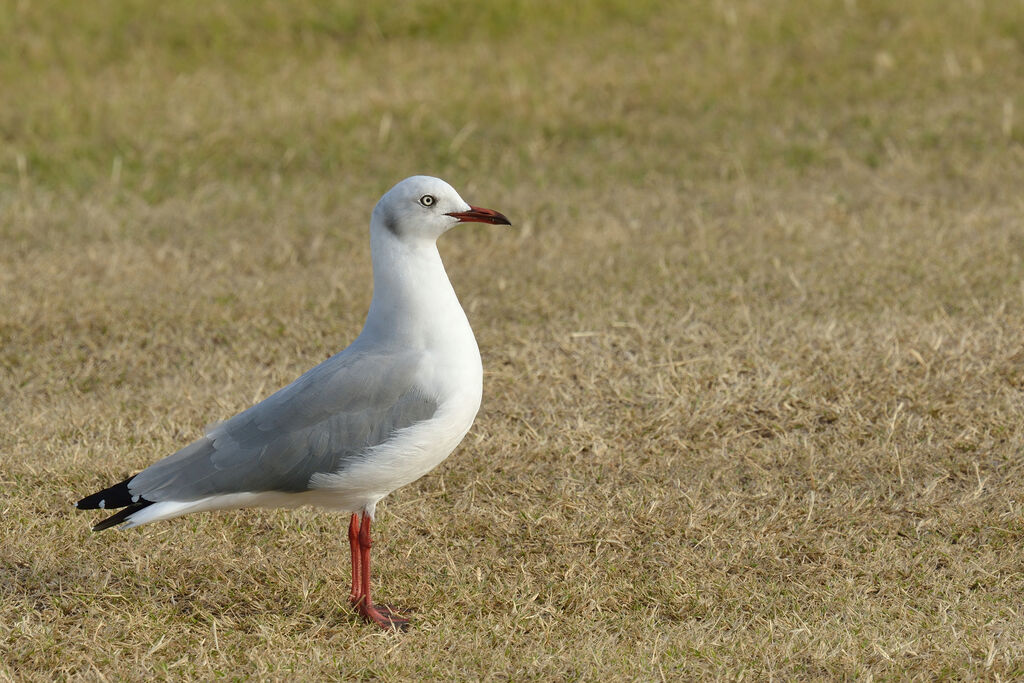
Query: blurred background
xmin=2 ymin=1 xmax=1023 ymax=678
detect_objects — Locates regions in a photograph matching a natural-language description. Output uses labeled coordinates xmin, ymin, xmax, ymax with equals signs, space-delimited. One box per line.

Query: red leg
xmin=358 ymin=513 xmax=372 ymax=604
xmin=355 ymin=512 xmax=409 ymax=631
xmin=348 ymin=513 xmax=361 ymax=606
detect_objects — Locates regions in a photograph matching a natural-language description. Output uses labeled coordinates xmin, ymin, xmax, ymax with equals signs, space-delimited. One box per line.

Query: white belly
xmin=307 ymin=390 xmax=480 ymax=515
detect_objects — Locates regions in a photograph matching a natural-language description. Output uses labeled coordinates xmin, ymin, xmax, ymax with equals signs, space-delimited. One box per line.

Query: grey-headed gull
xmin=77 ymin=175 xmax=511 ymax=630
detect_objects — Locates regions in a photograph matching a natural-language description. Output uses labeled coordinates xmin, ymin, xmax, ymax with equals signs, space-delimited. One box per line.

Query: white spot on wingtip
xmin=131 ymin=495 xmax=140 ymax=503
xmin=98 ymin=499 xmax=106 ymax=509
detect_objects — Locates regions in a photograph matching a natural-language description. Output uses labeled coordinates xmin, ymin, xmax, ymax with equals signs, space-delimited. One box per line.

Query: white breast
xmin=307 ymin=307 xmax=483 ymax=511
xmin=306 ymin=205 xmax=485 ymax=516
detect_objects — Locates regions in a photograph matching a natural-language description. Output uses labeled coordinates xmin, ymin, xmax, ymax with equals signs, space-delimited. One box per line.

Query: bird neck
xmin=361 ymin=227 xmax=471 ymax=348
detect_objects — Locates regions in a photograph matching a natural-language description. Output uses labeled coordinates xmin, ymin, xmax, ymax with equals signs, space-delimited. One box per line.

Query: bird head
xmin=372 ymin=175 xmax=511 ymax=241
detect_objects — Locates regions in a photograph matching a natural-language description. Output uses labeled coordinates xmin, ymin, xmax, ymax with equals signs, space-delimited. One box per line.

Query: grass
xmin=2 ymin=0 xmax=1023 ymax=678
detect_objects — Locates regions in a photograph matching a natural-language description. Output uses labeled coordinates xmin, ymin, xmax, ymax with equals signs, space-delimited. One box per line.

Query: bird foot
xmin=376 ymin=603 xmax=413 ymax=620
xmin=359 ymin=602 xmax=410 ymax=631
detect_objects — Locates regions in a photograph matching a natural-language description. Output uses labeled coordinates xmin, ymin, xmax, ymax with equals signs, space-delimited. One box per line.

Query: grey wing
xmin=128 ymin=349 xmax=438 ymax=502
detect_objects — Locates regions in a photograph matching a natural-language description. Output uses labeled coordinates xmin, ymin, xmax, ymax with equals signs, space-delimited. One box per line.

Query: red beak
xmin=446 ymin=205 xmax=511 ymax=226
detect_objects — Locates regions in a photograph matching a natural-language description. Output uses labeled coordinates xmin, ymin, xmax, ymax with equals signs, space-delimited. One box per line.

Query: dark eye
xmin=419 ymin=194 xmax=436 ymax=207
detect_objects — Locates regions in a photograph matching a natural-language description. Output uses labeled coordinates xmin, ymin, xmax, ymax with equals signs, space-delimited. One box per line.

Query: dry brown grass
xmin=2 ymin=0 xmax=1024 ymax=679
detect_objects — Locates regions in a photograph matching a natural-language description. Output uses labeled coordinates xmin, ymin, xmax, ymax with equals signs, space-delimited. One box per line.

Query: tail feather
xmin=76 ymin=476 xmax=155 ymax=531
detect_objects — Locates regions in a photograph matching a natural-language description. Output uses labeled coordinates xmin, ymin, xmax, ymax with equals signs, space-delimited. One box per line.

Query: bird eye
xmin=419 ymin=194 xmax=436 ymax=207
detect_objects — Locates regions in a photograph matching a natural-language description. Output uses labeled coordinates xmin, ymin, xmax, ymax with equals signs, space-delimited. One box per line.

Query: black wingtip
xmin=77 ymin=475 xmax=155 ymax=531
xmin=92 ymin=502 xmax=152 ymax=531
xmin=77 ymin=477 xmax=138 ymax=510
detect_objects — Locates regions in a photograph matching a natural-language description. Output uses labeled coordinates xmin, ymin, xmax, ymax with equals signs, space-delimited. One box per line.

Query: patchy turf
xmin=2 ymin=0 xmax=1023 ymax=678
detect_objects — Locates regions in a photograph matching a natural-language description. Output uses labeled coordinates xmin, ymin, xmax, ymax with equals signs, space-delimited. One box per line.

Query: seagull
xmin=76 ymin=175 xmax=511 ymax=630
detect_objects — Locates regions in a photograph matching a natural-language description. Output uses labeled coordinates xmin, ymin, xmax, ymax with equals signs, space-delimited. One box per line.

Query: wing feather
xmin=127 ymin=348 xmax=438 ymax=502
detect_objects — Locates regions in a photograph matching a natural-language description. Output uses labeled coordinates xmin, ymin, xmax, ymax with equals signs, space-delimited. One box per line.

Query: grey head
xmin=371 ymin=175 xmax=511 ymax=240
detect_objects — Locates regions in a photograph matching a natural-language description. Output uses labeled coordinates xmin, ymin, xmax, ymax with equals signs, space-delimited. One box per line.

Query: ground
xmin=2 ymin=0 xmax=1023 ymax=679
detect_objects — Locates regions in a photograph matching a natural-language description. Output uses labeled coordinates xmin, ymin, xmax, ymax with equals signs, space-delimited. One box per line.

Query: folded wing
xmin=81 ymin=347 xmax=438 ymax=515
